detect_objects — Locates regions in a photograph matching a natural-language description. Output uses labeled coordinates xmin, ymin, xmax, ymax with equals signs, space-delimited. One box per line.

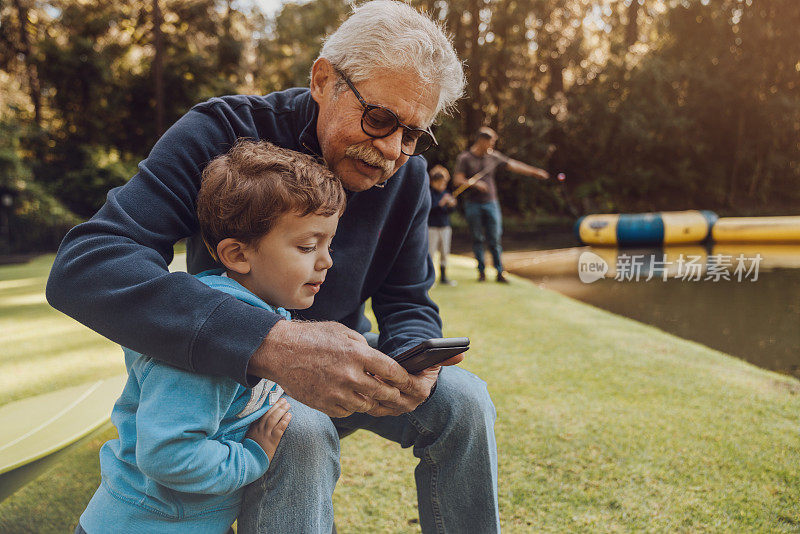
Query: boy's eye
xmin=298 ymin=245 xmax=316 ymax=253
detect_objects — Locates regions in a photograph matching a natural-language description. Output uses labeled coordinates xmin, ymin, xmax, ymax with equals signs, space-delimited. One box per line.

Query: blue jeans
xmin=463 ymin=201 xmax=503 ymax=274
xmin=75 ymin=524 xmax=236 ymax=533
xmin=237 ymin=365 xmax=499 ymax=533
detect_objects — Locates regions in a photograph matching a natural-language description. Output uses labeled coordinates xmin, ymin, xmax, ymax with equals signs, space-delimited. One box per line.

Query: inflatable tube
xmin=712 ymin=216 xmax=800 ymax=243
xmin=575 ymin=210 xmax=718 ymax=247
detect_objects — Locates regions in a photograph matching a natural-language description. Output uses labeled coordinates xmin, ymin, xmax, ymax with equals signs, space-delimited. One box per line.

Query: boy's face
xmin=244 ymin=212 xmax=339 ymax=310
xmin=431 ymin=177 xmax=448 ymax=192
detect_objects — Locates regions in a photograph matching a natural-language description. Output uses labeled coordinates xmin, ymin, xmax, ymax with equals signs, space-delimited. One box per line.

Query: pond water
xmin=453 ymin=232 xmax=800 ymax=379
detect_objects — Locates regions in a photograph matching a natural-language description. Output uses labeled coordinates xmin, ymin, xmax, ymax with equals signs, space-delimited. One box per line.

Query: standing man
xmin=454 ymin=126 xmax=550 ymax=282
xmin=46 ymin=1 xmax=500 ymax=532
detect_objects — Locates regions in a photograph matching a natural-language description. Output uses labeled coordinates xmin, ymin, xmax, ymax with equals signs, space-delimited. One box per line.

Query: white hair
xmin=318 ymin=0 xmax=465 ymax=119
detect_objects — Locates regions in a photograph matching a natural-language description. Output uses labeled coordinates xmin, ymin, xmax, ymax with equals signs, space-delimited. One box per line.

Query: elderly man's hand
xmin=247 ymin=320 xmax=456 ymax=418
xmin=373 ymin=351 xmax=465 ymax=414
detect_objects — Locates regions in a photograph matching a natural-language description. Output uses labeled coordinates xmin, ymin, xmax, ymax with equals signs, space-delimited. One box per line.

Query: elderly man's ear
xmin=216 ymin=238 xmax=252 ymax=275
xmin=310 ymin=58 xmax=336 ymax=104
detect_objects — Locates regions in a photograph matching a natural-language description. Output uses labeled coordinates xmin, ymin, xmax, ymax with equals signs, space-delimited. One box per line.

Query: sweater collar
xmin=296 ymin=90 xmax=323 ymax=159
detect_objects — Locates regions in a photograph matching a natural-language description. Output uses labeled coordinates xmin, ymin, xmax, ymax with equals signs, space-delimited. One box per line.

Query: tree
xmin=3 ymin=0 xmax=799 ymax=228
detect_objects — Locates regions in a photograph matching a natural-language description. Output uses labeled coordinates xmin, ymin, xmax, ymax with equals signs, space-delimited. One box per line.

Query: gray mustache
xmin=345 ymin=144 xmax=394 ymax=176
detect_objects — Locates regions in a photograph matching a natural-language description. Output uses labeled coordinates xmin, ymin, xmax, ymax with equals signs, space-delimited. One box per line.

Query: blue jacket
xmin=80 ymin=270 xmax=289 ymax=534
xmin=428 ymin=187 xmax=453 ymax=228
xmin=46 ymin=88 xmax=442 ymax=387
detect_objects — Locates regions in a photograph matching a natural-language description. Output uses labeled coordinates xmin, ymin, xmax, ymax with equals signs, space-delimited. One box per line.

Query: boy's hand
xmin=245 ymin=398 xmax=291 ymax=461
xmin=248 ymin=321 xmax=460 ymax=418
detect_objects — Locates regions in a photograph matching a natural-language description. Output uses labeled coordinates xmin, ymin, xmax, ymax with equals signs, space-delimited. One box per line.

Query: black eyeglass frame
xmin=335 ymin=68 xmax=437 ymax=157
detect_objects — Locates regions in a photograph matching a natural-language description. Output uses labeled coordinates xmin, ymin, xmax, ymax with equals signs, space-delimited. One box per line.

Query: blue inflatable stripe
xmin=616 ymin=213 xmax=665 ymax=246
xmin=700 ymin=210 xmax=719 ymax=236
xmin=573 ymin=216 xmax=586 ymax=243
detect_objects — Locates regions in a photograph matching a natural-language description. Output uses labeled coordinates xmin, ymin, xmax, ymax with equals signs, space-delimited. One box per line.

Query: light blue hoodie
xmin=79 ymin=270 xmax=290 ymax=534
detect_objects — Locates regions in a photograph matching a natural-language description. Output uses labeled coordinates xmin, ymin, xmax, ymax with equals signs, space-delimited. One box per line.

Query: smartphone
xmin=393 ymin=337 xmax=470 ymax=374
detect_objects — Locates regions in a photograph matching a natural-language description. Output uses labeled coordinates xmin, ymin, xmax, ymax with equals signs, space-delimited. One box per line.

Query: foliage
xmin=0 ymin=119 xmax=81 ymax=253
xmin=1 ymin=0 xmax=799 ymax=233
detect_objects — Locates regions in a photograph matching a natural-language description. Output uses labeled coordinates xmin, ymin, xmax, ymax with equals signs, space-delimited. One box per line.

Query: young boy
xmin=428 ymin=164 xmax=457 ymax=286
xmin=76 ymin=140 xmax=346 ymax=534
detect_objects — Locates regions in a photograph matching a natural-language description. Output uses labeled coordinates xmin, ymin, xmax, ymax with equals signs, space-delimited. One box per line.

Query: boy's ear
xmin=216 ymin=238 xmax=252 ymax=274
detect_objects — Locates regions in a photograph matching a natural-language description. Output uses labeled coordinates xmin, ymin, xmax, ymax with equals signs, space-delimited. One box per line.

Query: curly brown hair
xmin=197 ymin=139 xmax=346 ymax=260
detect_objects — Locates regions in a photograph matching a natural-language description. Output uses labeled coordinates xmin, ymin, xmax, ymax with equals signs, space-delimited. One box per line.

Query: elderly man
xmin=46 ymin=1 xmax=499 ymax=532
xmin=454 ymin=126 xmax=550 ymax=283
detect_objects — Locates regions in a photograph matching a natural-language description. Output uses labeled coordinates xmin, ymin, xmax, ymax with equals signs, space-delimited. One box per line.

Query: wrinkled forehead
xmin=357 ymin=68 xmax=441 ymax=129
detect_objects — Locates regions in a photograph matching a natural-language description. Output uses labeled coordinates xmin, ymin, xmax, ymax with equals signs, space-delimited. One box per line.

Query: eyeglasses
xmin=335 ymin=69 xmax=437 ymax=157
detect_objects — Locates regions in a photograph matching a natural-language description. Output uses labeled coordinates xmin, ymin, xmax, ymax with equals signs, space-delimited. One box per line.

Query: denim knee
xmin=450 ymin=375 xmax=496 ymax=434
xmin=422 ymin=367 xmax=497 ymax=439
xmin=238 ymin=400 xmax=339 ymax=534
xmin=276 ymin=399 xmax=340 ymax=474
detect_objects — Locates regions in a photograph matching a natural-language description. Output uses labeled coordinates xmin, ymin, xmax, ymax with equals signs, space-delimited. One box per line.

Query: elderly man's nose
xmin=372 ymin=129 xmax=404 ymax=161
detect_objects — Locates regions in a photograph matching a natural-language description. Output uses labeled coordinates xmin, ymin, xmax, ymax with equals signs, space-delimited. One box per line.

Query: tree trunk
xmin=625 ymin=0 xmax=642 ymax=49
xmin=726 ymin=109 xmax=746 ymax=207
xmin=465 ymin=0 xmax=483 ymax=134
xmin=547 ymin=55 xmax=564 ymax=98
xmin=747 ymin=150 xmax=763 ymax=199
xmin=486 ymin=8 xmax=511 ymax=131
xmin=12 ymin=0 xmax=42 ymax=127
xmin=153 ymin=0 xmax=165 ymax=136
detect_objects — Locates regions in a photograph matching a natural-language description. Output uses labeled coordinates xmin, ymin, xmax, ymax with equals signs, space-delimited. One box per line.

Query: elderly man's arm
xmin=47 ymin=103 xmax=414 ymax=418
xmin=371 ymin=187 xmax=443 ymax=356
xmin=367 ymin=167 xmax=465 ymax=409
xmin=45 ymin=107 xmax=285 ymax=386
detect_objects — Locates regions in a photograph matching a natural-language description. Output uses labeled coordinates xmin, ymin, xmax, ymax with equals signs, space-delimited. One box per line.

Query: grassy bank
xmin=1 ymin=255 xmax=799 ymax=532
xmin=0 ymin=255 xmax=122 ymax=407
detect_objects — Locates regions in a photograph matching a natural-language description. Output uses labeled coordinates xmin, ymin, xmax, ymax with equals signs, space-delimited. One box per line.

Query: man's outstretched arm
xmin=505 ymin=157 xmax=550 ymax=180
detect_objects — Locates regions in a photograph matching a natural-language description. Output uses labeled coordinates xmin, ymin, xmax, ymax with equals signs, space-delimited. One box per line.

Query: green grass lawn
xmin=0 ymin=255 xmax=122 ymax=407
xmin=1 ymin=254 xmax=799 ymax=532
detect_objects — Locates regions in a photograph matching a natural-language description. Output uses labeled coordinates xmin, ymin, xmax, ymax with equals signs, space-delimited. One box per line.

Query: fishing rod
xmin=544 ymin=144 xmax=581 ymax=217
xmin=451 ymin=159 xmax=503 ymax=198
xmin=452 ymin=144 xmax=579 ymax=218
xmin=556 ymin=172 xmax=580 ymax=218
xmin=452 ymin=144 xmax=557 ymax=198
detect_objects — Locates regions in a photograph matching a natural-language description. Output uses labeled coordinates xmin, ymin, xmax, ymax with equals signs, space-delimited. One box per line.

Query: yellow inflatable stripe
xmin=661 ymin=211 xmax=711 ymax=244
xmin=712 ymin=216 xmax=800 ymax=243
xmin=578 ymin=214 xmax=619 ymax=246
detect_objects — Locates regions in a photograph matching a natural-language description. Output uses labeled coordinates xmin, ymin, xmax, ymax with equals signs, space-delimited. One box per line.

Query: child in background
xmin=428 ymin=164 xmax=457 ymax=286
xmin=75 ymin=140 xmax=346 ymax=534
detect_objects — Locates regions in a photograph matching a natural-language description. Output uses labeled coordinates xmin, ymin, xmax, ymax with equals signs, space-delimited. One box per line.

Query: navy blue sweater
xmin=46 ymin=88 xmax=442 ymax=386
